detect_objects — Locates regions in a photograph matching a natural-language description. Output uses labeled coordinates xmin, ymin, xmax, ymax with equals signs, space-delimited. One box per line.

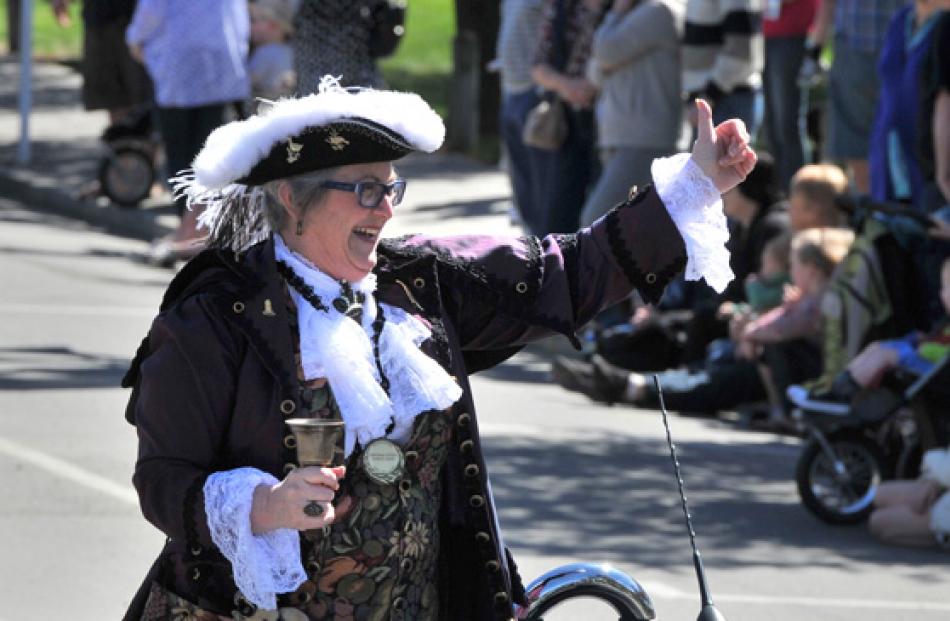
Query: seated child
xmin=790 ymin=255 xmax=950 ymax=409
xmin=249 ymin=0 xmax=297 ymax=101
xmin=870 ymin=445 xmax=950 ymax=548
xmin=567 ymin=228 xmax=853 ymax=416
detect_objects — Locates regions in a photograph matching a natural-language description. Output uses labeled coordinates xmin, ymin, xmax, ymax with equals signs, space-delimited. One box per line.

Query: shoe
xmin=590 ymin=354 xmax=631 ymax=405
xmin=550 ymin=356 xmax=595 ymax=394
xmin=786 ymin=384 xmax=850 ymax=416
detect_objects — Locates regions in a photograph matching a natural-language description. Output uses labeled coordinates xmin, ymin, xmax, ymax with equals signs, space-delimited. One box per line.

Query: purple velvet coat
xmin=122 ymin=186 xmax=687 ymax=620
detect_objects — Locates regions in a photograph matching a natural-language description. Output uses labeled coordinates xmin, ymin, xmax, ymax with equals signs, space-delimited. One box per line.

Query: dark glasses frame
xmin=319 ymin=179 xmax=407 ymax=209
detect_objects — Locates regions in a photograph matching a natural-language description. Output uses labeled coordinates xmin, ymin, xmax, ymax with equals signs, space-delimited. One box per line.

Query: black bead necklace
xmin=276 ymin=260 xmax=392 ymax=400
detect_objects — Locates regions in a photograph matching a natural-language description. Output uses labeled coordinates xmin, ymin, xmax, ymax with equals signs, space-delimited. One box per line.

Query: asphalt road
xmin=1 ymin=195 xmax=948 ymax=620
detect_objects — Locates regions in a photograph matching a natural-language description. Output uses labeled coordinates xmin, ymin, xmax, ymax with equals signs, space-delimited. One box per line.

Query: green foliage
xmin=380 ymin=0 xmax=454 ymax=118
xmin=0 ymin=0 xmax=83 ymax=58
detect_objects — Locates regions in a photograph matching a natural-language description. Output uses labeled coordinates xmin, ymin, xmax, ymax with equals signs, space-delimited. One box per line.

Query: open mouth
xmin=353 ymin=226 xmax=381 ymax=242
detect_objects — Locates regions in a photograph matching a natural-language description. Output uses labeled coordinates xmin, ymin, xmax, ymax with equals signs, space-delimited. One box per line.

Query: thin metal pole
xmin=16 ymin=0 xmax=33 ymax=165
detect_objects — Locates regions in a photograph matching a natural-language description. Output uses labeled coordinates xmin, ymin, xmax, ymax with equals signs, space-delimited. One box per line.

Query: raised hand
xmin=689 ymin=99 xmax=757 ymax=194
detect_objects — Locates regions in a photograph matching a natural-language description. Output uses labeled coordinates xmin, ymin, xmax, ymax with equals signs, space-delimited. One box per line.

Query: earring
xmin=296 ymin=220 xmax=304 ymax=236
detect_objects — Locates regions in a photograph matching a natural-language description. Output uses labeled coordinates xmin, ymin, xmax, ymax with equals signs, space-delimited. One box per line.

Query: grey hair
xmin=262 ymin=167 xmax=342 ymax=234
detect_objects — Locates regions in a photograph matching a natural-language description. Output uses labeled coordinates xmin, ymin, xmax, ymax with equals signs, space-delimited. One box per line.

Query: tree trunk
xmin=451 ymin=1 xmax=500 ymax=143
xmin=7 ymin=0 xmax=20 ymax=53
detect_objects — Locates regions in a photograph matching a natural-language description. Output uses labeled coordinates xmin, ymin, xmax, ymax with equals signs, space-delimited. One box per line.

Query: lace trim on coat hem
xmin=203 ymin=468 xmax=306 ymax=611
xmin=651 ymin=153 xmax=733 ymax=294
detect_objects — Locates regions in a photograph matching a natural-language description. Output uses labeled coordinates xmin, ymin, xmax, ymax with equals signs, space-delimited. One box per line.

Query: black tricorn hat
xmin=235 ymin=118 xmax=416 ymax=186
xmin=173 ymin=77 xmax=445 ymax=252
xmin=188 ymin=77 xmax=445 ymax=191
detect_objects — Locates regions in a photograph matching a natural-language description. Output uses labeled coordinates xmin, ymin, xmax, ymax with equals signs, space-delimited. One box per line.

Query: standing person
xmin=762 ymin=0 xmax=819 ymax=191
xmin=683 ymin=0 xmax=765 ymax=135
xmin=530 ymin=0 xmax=609 ymax=234
xmin=496 ymin=0 xmax=546 ymax=234
xmin=868 ymin=0 xmax=946 ymax=210
xmin=126 ymin=0 xmax=250 ymax=266
xmin=810 ymin=0 xmax=906 ymax=195
xmin=579 ymin=0 xmax=685 ymax=227
xmin=120 ymin=79 xmax=756 ymax=619
xmin=52 ymin=0 xmax=152 ymax=126
xmin=293 ymin=1 xmax=389 ymax=92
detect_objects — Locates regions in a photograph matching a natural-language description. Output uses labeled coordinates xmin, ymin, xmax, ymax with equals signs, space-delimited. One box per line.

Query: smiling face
xmin=285 ymin=161 xmax=397 ymax=282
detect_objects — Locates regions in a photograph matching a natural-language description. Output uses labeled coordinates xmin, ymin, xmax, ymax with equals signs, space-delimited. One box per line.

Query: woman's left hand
xmin=689 ymin=99 xmax=757 ymax=194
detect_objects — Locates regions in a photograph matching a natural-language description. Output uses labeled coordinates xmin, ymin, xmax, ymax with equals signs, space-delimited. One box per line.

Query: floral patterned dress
xmin=140 ymin=288 xmax=454 ymax=621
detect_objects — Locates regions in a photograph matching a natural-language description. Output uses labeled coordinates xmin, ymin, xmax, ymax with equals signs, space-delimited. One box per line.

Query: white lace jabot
xmin=652 ymin=153 xmax=734 ymax=294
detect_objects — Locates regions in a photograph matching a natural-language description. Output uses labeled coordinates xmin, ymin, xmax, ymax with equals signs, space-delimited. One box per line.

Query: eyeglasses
xmin=319 ymin=179 xmax=407 ymax=209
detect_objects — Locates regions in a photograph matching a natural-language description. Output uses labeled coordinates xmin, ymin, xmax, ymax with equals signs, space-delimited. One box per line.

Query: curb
xmin=0 ymin=165 xmax=173 ymax=242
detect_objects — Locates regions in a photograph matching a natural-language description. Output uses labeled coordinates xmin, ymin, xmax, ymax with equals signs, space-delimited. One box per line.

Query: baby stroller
xmin=789 ymin=352 xmax=950 ymax=524
xmin=784 ymin=197 xmax=949 ymax=524
xmin=98 ymin=105 xmax=158 ymax=208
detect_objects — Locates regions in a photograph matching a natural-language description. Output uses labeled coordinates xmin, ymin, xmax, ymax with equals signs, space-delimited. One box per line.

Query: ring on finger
xmin=303 ymin=500 xmax=325 ymax=518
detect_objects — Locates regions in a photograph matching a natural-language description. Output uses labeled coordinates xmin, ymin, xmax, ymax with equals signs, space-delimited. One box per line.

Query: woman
xmin=579 ymin=0 xmax=684 ymax=227
xmin=868 ymin=0 xmax=946 ymax=210
xmin=122 ymin=78 xmax=754 ymax=620
xmin=530 ymin=0 xmax=608 ymax=234
xmin=126 ymin=0 xmax=250 ymax=265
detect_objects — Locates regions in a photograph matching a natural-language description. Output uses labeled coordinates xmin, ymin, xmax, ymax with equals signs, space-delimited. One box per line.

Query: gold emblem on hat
xmin=326 ymin=128 xmax=350 ymax=151
xmin=286 ymin=137 xmax=304 ymax=163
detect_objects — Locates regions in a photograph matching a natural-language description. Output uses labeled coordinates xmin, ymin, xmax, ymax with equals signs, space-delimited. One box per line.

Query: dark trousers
xmin=642 ymin=339 xmax=822 ymax=414
xmin=764 ymin=36 xmax=808 ymax=190
xmin=500 ymin=89 xmax=544 ymax=234
xmin=529 ymin=105 xmax=597 ymax=235
xmin=157 ymin=103 xmax=230 ymax=215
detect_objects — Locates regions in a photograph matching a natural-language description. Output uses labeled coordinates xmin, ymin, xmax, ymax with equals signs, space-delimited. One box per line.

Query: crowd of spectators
xmin=496 ymin=0 xmax=950 ymax=548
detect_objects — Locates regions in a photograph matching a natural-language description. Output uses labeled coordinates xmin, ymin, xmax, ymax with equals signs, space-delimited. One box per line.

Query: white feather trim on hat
xmin=192 ymin=76 xmax=445 ymax=190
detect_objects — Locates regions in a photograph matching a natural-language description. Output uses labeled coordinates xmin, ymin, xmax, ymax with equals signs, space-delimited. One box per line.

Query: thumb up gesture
xmin=689 ymin=99 xmax=757 ymax=194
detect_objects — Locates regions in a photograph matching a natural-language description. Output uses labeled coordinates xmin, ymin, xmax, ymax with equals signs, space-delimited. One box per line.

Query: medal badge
xmin=362 ymin=438 xmax=406 ymax=485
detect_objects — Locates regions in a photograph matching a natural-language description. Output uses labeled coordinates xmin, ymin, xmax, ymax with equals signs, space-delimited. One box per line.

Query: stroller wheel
xmin=796 ymin=433 xmax=887 ymax=524
xmin=99 ymin=144 xmax=154 ymax=208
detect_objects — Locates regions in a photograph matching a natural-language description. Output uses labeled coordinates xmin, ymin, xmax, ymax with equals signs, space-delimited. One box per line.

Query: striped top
xmin=682 ymin=0 xmax=763 ymax=100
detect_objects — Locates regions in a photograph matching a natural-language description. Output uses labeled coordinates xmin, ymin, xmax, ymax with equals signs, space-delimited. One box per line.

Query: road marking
xmin=0 ymin=436 xmax=138 ymax=506
xmin=0 ymin=302 xmax=155 ymax=317
xmin=642 ymin=580 xmax=950 ymax=611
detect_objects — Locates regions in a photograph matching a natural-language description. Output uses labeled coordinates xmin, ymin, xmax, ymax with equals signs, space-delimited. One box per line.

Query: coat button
xmin=412 ymin=277 xmax=425 ymax=289
xmin=191 ymin=567 xmax=201 ymax=582
xmin=400 ymin=557 xmax=413 ymax=572
xmin=645 ymin=272 xmax=657 ymax=284
xmin=475 ymin=531 xmax=490 ymax=544
xmin=460 ymin=439 xmax=474 ymax=453
xmin=280 ymin=399 xmax=296 ymax=415
xmin=399 ymin=479 xmax=411 ymax=493
xmin=627 ymin=184 xmax=639 ymax=201
xmin=232 ymin=301 xmax=245 ymax=314
xmin=393 ymin=596 xmax=407 ymax=611
xmin=457 ymin=413 xmax=471 ymax=428
xmin=283 ymin=434 xmax=297 ymax=449
xmin=494 ymin=591 xmax=509 ymax=605
xmin=405 ymin=450 xmax=419 ymax=463
xmin=306 ymin=560 xmax=320 ymax=575
xmin=469 ymin=494 xmax=485 ymax=508
xmin=190 ymin=545 xmax=202 ymax=556
xmin=464 ymin=464 xmax=480 ymax=477
xmin=515 ymin=281 xmax=528 ymax=294
xmin=283 ymin=463 xmax=296 ymax=474
xmin=486 ymin=559 xmax=500 ymax=572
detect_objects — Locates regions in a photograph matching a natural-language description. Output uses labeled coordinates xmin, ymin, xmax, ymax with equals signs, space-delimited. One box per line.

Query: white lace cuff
xmin=204 ymin=468 xmax=307 ymax=611
xmin=651 ymin=153 xmax=734 ymax=293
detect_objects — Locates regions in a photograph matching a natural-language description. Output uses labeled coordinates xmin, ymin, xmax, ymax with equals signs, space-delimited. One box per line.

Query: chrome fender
xmin=518 ymin=562 xmax=655 ymax=620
